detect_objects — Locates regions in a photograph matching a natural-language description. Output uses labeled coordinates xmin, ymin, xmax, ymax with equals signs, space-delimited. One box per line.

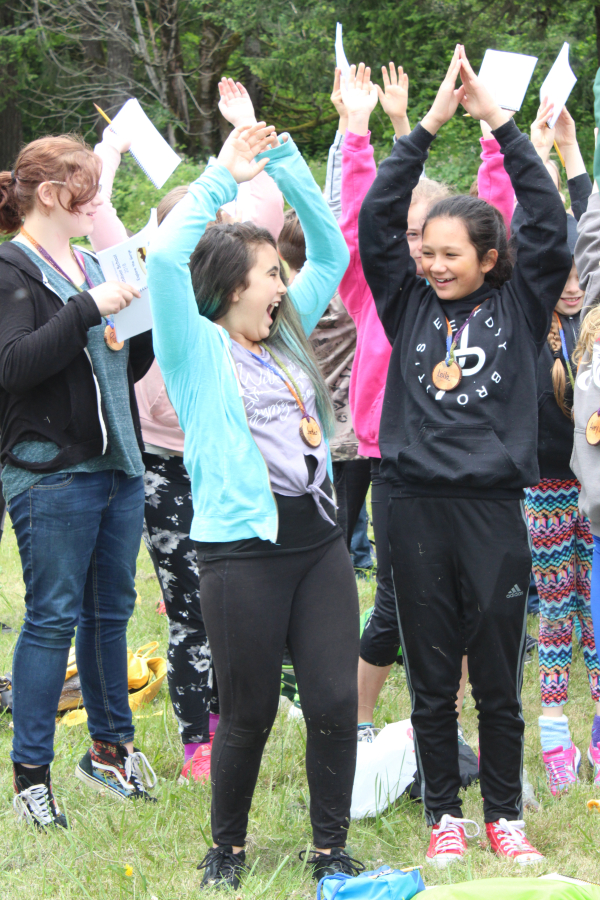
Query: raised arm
xmin=575 ymin=192 xmax=600 ymax=291
xmin=323 ymin=68 xmax=347 ymax=219
xmin=359 ymin=46 xmax=466 ymax=341
xmin=256 ymin=135 xmax=350 ymax=336
xmin=477 ymin=119 xmax=514 ymax=235
xmin=91 ymin=127 xmax=130 ymax=251
xmin=554 ymin=107 xmax=592 ymax=220
xmin=218 ymin=77 xmax=284 ymax=239
xmin=148 ymin=123 xmax=275 ymax=376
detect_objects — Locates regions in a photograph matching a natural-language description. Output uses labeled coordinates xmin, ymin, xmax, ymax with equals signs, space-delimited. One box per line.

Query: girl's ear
xmin=480 ymin=248 xmax=498 ymax=274
xmin=229 ymin=288 xmax=241 ymax=305
xmin=36 ymin=182 xmax=57 ymax=213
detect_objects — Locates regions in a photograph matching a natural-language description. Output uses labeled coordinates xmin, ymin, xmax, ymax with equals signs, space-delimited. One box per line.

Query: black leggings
xmin=332 ymin=459 xmax=371 ymax=548
xmin=359 ymin=459 xmax=398 ymax=666
xmin=196 ymin=536 xmax=360 ymax=848
xmin=142 ymin=452 xmax=214 ymax=744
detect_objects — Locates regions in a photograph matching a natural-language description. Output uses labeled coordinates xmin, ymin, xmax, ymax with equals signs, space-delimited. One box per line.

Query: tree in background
xmin=1 ymin=0 xmax=600 ymax=188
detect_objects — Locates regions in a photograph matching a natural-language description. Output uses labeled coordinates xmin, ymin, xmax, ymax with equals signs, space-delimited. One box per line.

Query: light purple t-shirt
xmin=230 ymin=341 xmax=333 ymax=522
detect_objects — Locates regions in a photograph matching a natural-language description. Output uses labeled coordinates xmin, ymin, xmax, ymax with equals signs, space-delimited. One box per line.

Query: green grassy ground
xmin=1 ymin=520 xmax=600 ymax=899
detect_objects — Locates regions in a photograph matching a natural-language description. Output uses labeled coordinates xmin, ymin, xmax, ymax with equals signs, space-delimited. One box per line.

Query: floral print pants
xmin=142 ymin=452 xmax=216 ymax=744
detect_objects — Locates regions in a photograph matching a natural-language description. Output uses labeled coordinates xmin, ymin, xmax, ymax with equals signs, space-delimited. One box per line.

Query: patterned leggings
xmin=524 ymin=478 xmax=600 ymax=707
xmin=142 ymin=452 xmax=215 ymax=744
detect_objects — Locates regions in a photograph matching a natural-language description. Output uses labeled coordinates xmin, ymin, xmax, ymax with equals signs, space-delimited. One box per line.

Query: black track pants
xmin=197 ymin=536 xmax=360 ymax=848
xmin=387 ymin=496 xmax=530 ymax=825
xmin=360 ymin=460 xmax=398 ymax=666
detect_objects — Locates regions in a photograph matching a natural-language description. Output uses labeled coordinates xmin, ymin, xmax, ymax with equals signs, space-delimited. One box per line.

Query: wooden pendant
xmin=586 ymin=411 xmax=600 ymax=445
xmin=104 ymin=324 xmax=124 ymax=352
xmin=299 ymin=416 xmax=322 ymax=448
xmin=431 ymin=359 xmax=462 ymax=392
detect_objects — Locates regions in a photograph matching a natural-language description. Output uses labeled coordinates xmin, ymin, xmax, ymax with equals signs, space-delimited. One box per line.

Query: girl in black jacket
xmin=359 ymin=45 xmax=570 ymax=867
xmin=0 ymin=134 xmax=157 ymax=829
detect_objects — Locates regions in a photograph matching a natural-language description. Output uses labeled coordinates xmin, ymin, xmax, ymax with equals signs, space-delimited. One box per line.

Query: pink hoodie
xmin=91 ymin=137 xmax=285 ymax=454
xmin=338 ymin=131 xmax=391 ymax=458
xmin=477 ymin=136 xmax=514 ymax=236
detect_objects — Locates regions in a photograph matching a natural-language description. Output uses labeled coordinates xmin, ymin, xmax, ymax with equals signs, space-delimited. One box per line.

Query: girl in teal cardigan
xmin=148 ymin=123 xmax=364 ymax=889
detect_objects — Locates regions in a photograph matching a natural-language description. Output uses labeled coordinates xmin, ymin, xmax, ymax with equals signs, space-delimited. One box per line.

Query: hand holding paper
xmin=530 ymin=98 xmax=556 ymax=164
xmin=459 ymin=47 xmax=512 ymax=129
xmin=540 ymin=43 xmax=577 ymax=129
xmin=89 ymin=281 xmax=140 ymax=318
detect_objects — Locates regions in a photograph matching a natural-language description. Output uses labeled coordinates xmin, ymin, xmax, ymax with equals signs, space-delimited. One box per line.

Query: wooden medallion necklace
xmin=249 ymin=344 xmax=322 ymax=448
xmin=431 ymin=301 xmax=487 ymax=391
xmin=19 ymin=226 xmax=123 ymax=351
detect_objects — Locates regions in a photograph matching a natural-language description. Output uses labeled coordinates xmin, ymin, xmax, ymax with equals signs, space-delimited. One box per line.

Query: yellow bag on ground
xmin=127 ymin=641 xmax=159 ymax=690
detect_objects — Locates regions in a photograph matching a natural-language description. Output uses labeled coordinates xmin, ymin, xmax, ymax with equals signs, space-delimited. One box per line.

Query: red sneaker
xmin=179 ymin=734 xmax=214 ymax=784
xmin=486 ymin=819 xmax=544 ymax=864
xmin=426 ymin=814 xmax=480 ymax=867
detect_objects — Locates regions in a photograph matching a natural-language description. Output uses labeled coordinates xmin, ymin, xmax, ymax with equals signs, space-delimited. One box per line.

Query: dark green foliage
xmin=1 ymin=0 xmax=600 ymax=192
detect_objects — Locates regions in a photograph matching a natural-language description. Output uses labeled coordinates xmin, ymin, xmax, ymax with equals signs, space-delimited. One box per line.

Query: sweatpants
xmin=387 ymin=496 xmax=530 ymax=825
xmin=524 ymin=479 xmax=600 ymax=706
xmin=360 ymin=460 xmax=398 ymax=666
xmin=196 ymin=535 xmax=360 ymax=848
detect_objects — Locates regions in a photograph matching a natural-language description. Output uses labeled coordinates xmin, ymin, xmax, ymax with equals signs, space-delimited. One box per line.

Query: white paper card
xmin=96 ymin=209 xmax=158 ymax=342
xmin=478 ymin=49 xmax=538 ymax=111
xmin=540 ymin=42 xmax=577 ymax=128
xmin=110 ymin=99 xmax=181 ymax=189
xmin=335 ymin=23 xmax=350 ymax=79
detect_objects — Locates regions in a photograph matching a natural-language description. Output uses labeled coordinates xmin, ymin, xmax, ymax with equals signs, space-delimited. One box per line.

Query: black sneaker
xmin=525 ymin=633 xmax=538 ymax=664
xmin=301 ymin=847 xmax=365 ymax=881
xmin=13 ymin=763 xmax=68 ymax=830
xmin=197 ymin=845 xmax=247 ymax=889
xmin=75 ymin=741 xmax=157 ymax=802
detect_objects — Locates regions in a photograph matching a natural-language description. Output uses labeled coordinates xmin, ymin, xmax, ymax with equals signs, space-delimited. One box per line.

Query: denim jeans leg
xmin=9 ymin=472 xmax=104 ymax=766
xmin=76 ymin=472 xmax=144 ymax=745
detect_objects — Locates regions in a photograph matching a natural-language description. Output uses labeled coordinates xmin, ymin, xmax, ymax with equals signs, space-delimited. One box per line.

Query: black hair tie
xmin=9 ymin=171 xmax=16 ymax=184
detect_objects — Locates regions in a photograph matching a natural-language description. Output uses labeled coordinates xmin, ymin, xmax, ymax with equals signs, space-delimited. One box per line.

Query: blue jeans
xmin=8 ymin=470 xmax=144 ymax=765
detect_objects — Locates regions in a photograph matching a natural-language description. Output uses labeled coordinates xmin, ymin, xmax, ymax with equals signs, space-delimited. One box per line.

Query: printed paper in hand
xmin=540 ymin=43 xmax=577 ymax=128
xmin=478 ymin=49 xmax=538 ymax=111
xmin=335 ymin=23 xmax=351 ymax=80
xmin=96 ymin=209 xmax=158 ymax=342
xmin=110 ymin=99 xmax=180 ymax=189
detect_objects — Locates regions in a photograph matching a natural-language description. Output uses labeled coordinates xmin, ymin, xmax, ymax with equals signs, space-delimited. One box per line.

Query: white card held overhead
xmin=335 ymin=22 xmax=351 ymax=79
xmin=540 ymin=43 xmax=577 ymax=128
xmin=478 ymin=49 xmax=538 ymax=111
xmin=110 ymin=99 xmax=181 ymax=189
xmin=96 ymin=209 xmax=158 ymax=342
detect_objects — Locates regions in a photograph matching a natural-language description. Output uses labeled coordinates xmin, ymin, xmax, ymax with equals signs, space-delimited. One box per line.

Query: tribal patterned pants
xmin=524 ymin=478 xmax=600 ymax=707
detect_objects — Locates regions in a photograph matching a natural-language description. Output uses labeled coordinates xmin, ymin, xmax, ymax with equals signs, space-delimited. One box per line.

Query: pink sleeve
xmin=90 ymin=140 xmax=129 ymax=252
xmin=477 ymin=136 xmax=514 ymax=237
xmin=239 ymin=170 xmax=284 ymax=240
xmin=338 ymin=131 xmax=377 ymax=318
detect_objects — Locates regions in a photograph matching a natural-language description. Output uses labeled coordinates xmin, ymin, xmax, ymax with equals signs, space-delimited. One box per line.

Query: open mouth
xmin=433 ymin=277 xmax=455 ymax=286
xmin=267 ymin=301 xmax=280 ymax=321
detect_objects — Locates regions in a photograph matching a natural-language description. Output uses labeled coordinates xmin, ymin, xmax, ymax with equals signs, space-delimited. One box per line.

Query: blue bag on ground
xmin=316 ymin=865 xmax=425 ymax=900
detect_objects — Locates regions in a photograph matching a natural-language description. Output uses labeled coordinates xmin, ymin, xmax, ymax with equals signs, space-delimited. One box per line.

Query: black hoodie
xmin=358 ymin=119 xmax=571 ymax=498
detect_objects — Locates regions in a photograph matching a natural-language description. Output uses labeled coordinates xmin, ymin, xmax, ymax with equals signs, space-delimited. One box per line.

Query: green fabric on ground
xmin=423 ymin=878 xmax=600 ymax=900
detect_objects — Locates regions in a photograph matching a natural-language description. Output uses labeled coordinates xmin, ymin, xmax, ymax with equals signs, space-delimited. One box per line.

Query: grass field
xmin=1 ymin=520 xmax=600 ymax=899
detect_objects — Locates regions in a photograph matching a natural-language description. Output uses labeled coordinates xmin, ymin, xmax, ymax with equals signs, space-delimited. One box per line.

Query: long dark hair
xmin=423 ymin=195 xmax=513 ymax=289
xmin=189 ymin=221 xmax=335 ymax=436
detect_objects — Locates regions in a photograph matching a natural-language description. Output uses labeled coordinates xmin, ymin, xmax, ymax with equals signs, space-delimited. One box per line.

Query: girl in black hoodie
xmin=359 ymin=45 xmax=570 ymax=867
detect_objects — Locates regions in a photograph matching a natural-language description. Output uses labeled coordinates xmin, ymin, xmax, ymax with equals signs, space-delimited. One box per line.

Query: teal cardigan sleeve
xmin=147 ymin=162 xmax=237 ymax=377
xmin=256 ymin=135 xmax=350 ymax=336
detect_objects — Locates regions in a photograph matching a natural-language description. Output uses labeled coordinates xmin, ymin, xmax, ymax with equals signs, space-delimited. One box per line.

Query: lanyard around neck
xmin=444 ymin=302 xmax=486 ymax=365
xmin=20 ymin=227 xmax=94 ymax=292
xmin=249 ymin=344 xmax=311 ymax=421
xmin=553 ymin=311 xmax=575 ymax=392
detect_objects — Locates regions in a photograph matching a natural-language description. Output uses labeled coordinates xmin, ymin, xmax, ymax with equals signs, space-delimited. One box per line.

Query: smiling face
xmin=421 ymin=216 xmax=498 ymax=301
xmin=224 ymin=243 xmax=287 ymax=347
xmin=407 ymin=199 xmax=428 ymax=277
xmin=555 ymin=260 xmax=583 ymax=317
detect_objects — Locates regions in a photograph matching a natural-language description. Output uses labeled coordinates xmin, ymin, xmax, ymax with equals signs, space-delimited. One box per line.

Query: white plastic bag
xmin=350 ymin=719 xmax=417 ymax=819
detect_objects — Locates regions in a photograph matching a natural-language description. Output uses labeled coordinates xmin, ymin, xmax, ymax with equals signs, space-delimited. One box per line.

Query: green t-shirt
xmin=2 ymin=244 xmax=144 ymax=502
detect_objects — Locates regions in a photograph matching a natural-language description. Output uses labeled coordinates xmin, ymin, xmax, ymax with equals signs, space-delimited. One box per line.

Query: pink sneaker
xmin=178 ymin=734 xmax=214 ymax=784
xmin=588 ymin=742 xmax=600 ymax=786
xmin=542 ymin=742 xmax=581 ymax=796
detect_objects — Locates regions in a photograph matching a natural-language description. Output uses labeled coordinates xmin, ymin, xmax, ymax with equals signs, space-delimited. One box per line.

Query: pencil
xmin=94 ymin=103 xmax=112 ymax=126
xmin=553 ymin=139 xmax=566 ymax=168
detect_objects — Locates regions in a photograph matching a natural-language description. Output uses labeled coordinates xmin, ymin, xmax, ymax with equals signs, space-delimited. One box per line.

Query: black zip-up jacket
xmin=537 ymin=311 xmax=579 ymax=481
xmin=358 ymin=118 xmax=571 ymax=498
xmin=0 ymin=242 xmax=154 ymax=472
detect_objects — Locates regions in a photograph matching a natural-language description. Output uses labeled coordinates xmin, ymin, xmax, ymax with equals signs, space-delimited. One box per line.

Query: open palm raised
xmin=216 ymin=123 xmax=277 ymax=184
